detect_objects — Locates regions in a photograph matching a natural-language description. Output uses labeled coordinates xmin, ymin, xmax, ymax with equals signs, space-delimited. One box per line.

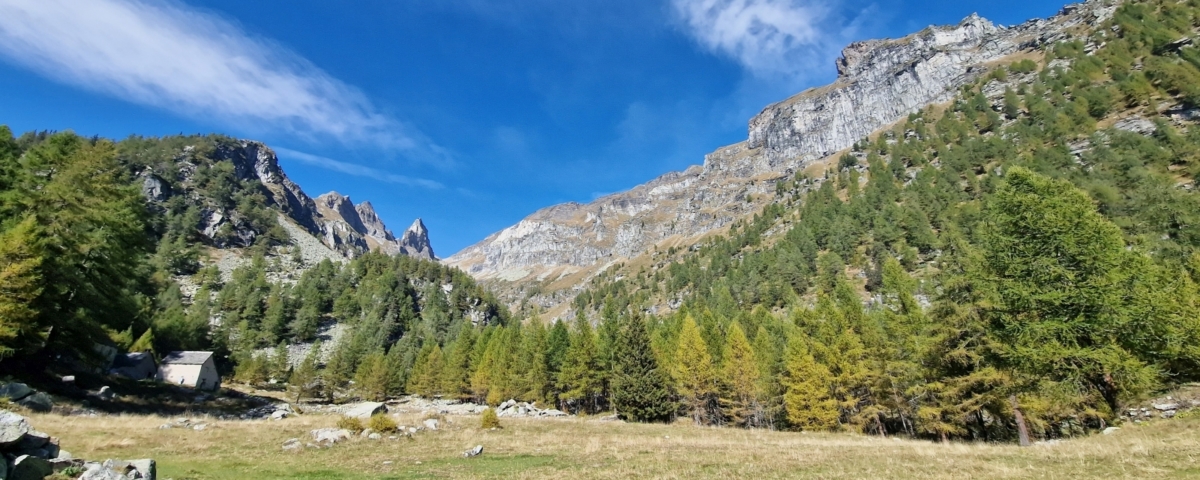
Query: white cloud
xmin=275 ymin=147 xmax=444 ymax=190
xmin=0 ymin=0 xmax=450 ymax=166
xmin=670 ymin=0 xmax=860 ymax=80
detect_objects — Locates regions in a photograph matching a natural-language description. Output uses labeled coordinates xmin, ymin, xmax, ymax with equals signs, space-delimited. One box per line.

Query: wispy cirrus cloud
xmin=0 ymin=0 xmax=451 ymax=167
xmin=670 ymin=0 xmax=867 ymax=81
xmin=275 ymin=147 xmax=444 ymax=190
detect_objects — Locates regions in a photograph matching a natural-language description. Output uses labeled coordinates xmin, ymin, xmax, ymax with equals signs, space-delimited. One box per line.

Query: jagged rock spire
xmin=400 ymin=218 xmax=435 ymax=260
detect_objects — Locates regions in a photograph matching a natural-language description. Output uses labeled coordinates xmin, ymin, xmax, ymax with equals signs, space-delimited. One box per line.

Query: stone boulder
xmin=80 ymin=463 xmax=127 ymax=480
xmin=0 ymin=382 xmax=33 ymax=401
xmin=17 ymin=392 xmax=53 ymax=413
xmin=129 ymin=458 xmax=156 ymax=479
xmin=343 ymin=402 xmax=387 ymax=419
xmin=463 ymin=445 xmax=483 ymax=458
xmin=311 ymin=428 xmax=351 ymax=445
xmin=10 ymin=454 xmax=53 ymax=480
xmin=0 ymin=409 xmax=32 ymax=447
xmin=15 ymin=429 xmax=50 ymax=450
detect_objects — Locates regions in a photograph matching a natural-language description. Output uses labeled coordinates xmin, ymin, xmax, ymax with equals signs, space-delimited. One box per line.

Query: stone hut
xmin=157 ymin=351 xmax=220 ymax=391
xmin=110 ymin=352 xmax=157 ymax=380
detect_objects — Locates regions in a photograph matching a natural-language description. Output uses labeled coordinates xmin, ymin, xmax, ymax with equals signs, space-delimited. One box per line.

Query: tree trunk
xmin=940 ymin=431 xmax=948 ymax=443
xmin=1009 ymin=395 xmax=1031 ymax=447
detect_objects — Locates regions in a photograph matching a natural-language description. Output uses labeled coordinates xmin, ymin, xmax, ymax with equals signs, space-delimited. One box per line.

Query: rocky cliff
xmin=445 ymin=0 xmax=1117 ymax=314
xmin=137 ymin=137 xmax=431 ymax=260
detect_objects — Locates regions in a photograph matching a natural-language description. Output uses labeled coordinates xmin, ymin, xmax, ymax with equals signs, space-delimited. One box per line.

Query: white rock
xmin=79 ymin=463 xmax=126 ymax=480
xmin=423 ymin=419 xmax=439 ymax=431
xmin=343 ymin=402 xmax=387 ymax=419
xmin=463 ymin=445 xmax=483 ymax=458
xmin=311 ymin=428 xmax=351 ymax=444
xmin=0 ymin=410 xmax=32 ymax=447
xmin=1102 ymin=427 xmax=1120 ymax=435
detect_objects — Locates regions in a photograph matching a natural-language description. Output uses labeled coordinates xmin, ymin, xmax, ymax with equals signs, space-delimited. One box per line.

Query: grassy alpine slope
xmin=24 ymin=411 xmax=1200 ymax=479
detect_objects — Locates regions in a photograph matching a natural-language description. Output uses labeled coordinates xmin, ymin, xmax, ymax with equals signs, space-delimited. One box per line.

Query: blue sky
xmin=0 ymin=0 xmax=1067 ymax=256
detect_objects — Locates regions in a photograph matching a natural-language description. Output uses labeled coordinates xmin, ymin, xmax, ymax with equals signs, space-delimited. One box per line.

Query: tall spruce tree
xmin=611 ymin=315 xmax=675 ymax=422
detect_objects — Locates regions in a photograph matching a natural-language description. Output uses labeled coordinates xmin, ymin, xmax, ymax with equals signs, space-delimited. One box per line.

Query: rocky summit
xmin=140 ymin=138 xmax=432 ymax=260
xmin=445 ymin=0 xmax=1117 ymax=316
xmin=400 ymin=219 xmax=437 ymax=260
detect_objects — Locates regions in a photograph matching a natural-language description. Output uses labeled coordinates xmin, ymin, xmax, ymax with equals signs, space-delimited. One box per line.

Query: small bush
xmin=838 ymin=153 xmax=858 ymax=171
xmin=1009 ymin=59 xmax=1038 ymax=74
xmin=367 ymin=413 xmax=398 ymax=433
xmin=481 ymin=408 xmax=501 ymax=429
xmin=337 ymin=416 xmax=364 ymax=434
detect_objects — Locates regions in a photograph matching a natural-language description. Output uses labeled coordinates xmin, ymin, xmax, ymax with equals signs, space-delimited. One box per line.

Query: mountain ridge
xmin=445 ymin=0 xmax=1117 ymax=317
xmin=134 ymin=136 xmax=436 ymax=262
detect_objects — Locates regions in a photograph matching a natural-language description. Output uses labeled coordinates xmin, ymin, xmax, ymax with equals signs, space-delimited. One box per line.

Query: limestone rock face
xmin=445 ymin=0 xmax=1116 ymax=315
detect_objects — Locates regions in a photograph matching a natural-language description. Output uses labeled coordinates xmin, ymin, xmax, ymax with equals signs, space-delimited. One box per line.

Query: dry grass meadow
xmin=21 ymin=410 xmax=1200 ymax=479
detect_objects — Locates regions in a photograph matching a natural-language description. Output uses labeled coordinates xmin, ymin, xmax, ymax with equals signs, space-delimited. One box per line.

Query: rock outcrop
xmin=313 ymin=192 xmax=414 ymax=257
xmin=446 ymin=0 xmax=1117 ymax=315
xmin=399 ymin=219 xmax=436 ymax=260
xmin=0 ymin=409 xmax=155 ymax=480
xmin=138 ymin=138 xmax=432 ymax=260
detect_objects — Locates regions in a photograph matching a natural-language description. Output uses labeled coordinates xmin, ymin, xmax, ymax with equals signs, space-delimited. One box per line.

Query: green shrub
xmin=337 ymin=416 xmax=364 ymax=434
xmin=1009 ymin=59 xmax=1038 ymax=74
xmin=481 ymin=408 xmax=501 ymax=429
xmin=367 ymin=413 xmax=398 ymax=433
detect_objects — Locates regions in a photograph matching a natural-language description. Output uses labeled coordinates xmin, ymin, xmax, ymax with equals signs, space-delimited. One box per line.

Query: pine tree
xmin=270 ymin=341 xmax=291 ymax=383
xmin=290 ymin=341 xmax=321 ymax=403
xmin=611 ymin=315 xmax=675 ymax=422
xmin=441 ymin=325 xmax=476 ymax=400
xmin=545 ymin=319 xmax=570 ymax=403
xmin=720 ymin=322 xmax=759 ymax=427
xmin=783 ymin=335 xmax=839 ymax=431
xmin=519 ymin=322 xmax=551 ymax=403
xmin=484 ymin=325 xmax=519 ymax=405
xmin=129 ymin=328 xmax=156 ymax=355
xmin=470 ymin=327 xmax=497 ymax=403
xmin=354 ymin=350 xmax=391 ymax=401
xmin=673 ymin=315 xmax=719 ymax=425
xmin=19 ymin=135 xmax=153 ymax=358
xmin=0 ymin=216 xmax=44 ymax=359
xmin=751 ymin=325 xmax=784 ymax=429
xmin=557 ymin=314 xmax=603 ymax=413
xmin=410 ymin=343 xmax=445 ymax=398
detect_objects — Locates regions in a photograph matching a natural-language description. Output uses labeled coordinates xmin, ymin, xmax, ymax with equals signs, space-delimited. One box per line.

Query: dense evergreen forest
xmin=559 ymin=0 xmax=1200 ymax=440
xmin=3 ymin=0 xmax=1200 ymax=447
xmin=0 ymin=130 xmax=508 ymax=391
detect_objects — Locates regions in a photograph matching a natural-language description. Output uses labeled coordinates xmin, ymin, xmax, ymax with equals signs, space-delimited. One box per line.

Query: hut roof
xmin=112 ymin=352 xmax=154 ymax=368
xmin=161 ymin=351 xmax=214 ymax=365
